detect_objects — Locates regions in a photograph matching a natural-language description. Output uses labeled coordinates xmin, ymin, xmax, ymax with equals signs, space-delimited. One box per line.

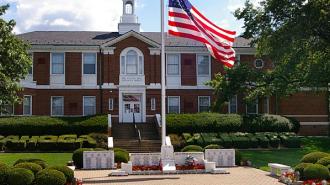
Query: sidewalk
xmin=75 ymin=167 xmax=283 ymax=185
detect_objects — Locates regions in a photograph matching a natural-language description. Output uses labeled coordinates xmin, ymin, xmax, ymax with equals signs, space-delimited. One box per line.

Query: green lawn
xmin=0 ymin=153 xmax=72 ymax=166
xmin=241 ymin=137 xmax=330 ymax=170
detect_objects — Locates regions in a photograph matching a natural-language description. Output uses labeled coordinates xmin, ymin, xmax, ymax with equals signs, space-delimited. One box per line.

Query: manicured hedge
xmin=301 ymin=152 xmax=330 ymax=164
xmin=14 ymin=162 xmax=42 ymax=175
xmin=303 ymin=164 xmax=330 ymax=180
xmin=0 ymin=115 xmax=107 ymax=136
xmin=7 ymin=168 xmax=35 ymax=185
xmin=181 ymin=145 xmax=203 ymax=152
xmin=114 ymin=148 xmax=129 ymax=164
xmin=167 ymin=113 xmax=298 ymax=134
xmin=34 ymin=169 xmax=66 ymax=185
xmin=47 ymin=166 xmax=74 ymax=183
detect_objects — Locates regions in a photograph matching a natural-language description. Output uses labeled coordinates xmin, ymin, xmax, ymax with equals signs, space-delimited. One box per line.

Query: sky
xmin=2 ymin=0 xmax=262 ymax=35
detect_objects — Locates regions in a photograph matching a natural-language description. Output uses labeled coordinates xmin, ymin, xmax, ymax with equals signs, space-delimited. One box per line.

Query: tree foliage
xmin=208 ymin=0 xmax=330 ymax=111
xmin=0 ymin=4 xmax=31 ymax=111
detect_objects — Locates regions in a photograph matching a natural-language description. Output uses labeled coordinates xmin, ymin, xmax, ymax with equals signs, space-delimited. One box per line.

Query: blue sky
xmin=2 ymin=0 xmax=261 ymax=34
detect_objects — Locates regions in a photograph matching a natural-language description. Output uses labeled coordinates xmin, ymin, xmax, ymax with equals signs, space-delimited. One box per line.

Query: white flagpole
xmin=161 ymin=0 xmax=166 ymax=146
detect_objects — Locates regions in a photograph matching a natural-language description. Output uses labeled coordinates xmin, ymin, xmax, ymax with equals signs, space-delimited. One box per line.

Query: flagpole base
xmin=161 ymin=144 xmax=176 ymax=173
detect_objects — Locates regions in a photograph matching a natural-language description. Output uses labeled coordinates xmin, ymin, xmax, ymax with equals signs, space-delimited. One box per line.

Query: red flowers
xmin=132 ymin=165 xmax=161 ymax=171
xmin=175 ymin=164 xmax=205 ymax=170
xmin=303 ymin=179 xmax=330 ymax=185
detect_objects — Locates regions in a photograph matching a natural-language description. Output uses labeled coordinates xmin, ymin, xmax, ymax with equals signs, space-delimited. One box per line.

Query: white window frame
xmin=167 ymin=96 xmax=180 ymax=114
xmin=198 ymin=96 xmax=211 ymax=112
xmin=120 ymin=47 xmax=144 ymax=75
xmin=50 ymin=52 xmax=65 ymax=75
xmin=254 ymin=59 xmax=264 ymax=69
xmin=263 ymin=97 xmax=269 ymax=114
xmin=51 ymin=96 xmax=64 ymax=116
xmin=109 ymin=98 xmax=114 ymax=111
xmin=83 ymin=96 xmax=96 ymax=116
xmin=82 ymin=53 xmax=97 ymax=75
xmin=23 ymin=95 xmax=32 ymax=116
xmin=196 ymin=54 xmax=211 ymax=77
xmin=246 ymin=99 xmax=259 ymax=115
xmin=151 ymin=98 xmax=156 ymax=111
xmin=166 ymin=53 xmax=181 ymax=76
xmin=228 ymin=95 xmax=238 ymax=114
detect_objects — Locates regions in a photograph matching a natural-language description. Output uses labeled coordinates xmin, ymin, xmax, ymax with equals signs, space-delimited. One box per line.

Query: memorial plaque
xmin=130 ymin=153 xmax=161 ymax=166
xmin=205 ymin=149 xmax=235 ymax=167
xmin=83 ymin=151 xmax=115 ymax=169
xmin=174 ymin=152 xmax=205 ymax=165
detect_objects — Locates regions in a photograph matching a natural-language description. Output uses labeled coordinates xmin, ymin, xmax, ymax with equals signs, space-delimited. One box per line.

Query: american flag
xmin=168 ymin=0 xmax=236 ymax=67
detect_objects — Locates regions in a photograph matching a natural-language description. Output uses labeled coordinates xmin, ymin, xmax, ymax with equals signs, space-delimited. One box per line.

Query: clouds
xmin=4 ymin=0 xmax=123 ymax=33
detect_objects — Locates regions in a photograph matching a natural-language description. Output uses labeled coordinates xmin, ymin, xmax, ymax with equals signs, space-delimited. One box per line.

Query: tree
xmin=208 ymin=0 xmax=330 ymax=112
xmin=0 ymin=4 xmax=31 ymax=112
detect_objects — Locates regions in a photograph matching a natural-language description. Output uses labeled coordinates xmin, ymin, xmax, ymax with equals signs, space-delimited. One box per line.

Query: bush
xmin=316 ymin=156 xmax=330 ymax=167
xmin=38 ymin=136 xmax=58 ymax=151
xmin=235 ymin=150 xmax=242 ymax=165
xmin=303 ymin=164 xmax=330 ymax=180
xmin=0 ymin=163 xmax=10 ymax=184
xmin=72 ymin=148 xmax=106 ymax=169
xmin=282 ymin=137 xmax=301 ymax=148
xmin=169 ymin=134 xmax=186 ymax=151
xmin=76 ymin=135 xmax=97 ymax=148
xmin=47 ymin=166 xmax=74 ymax=183
xmin=14 ymin=162 xmax=42 ymax=175
xmin=0 ymin=115 xmax=107 ymax=136
xmin=35 ymin=169 xmax=66 ymax=185
xmin=204 ymin=144 xmax=222 ymax=150
xmin=114 ymin=148 xmax=129 ymax=164
xmin=230 ymin=134 xmax=250 ymax=149
xmin=201 ymin=133 xmax=222 ymax=146
xmin=192 ymin=133 xmax=204 ymax=146
xmin=89 ymin=133 xmax=108 ymax=149
xmin=5 ymin=139 xmax=26 ymax=151
xmin=301 ymin=152 xmax=330 ymax=164
xmin=182 ymin=133 xmax=194 ymax=145
xmin=7 ymin=168 xmax=34 ymax=185
xmin=26 ymin=136 xmax=39 ymax=151
xmin=181 ymin=145 xmax=203 ymax=152
xmin=255 ymin=134 xmax=269 ymax=148
xmin=266 ymin=135 xmax=280 ymax=148
xmin=245 ymin=134 xmax=259 ymax=148
xmin=57 ymin=135 xmax=81 ymax=151
xmin=295 ymin=163 xmax=313 ymax=180
xmin=14 ymin=159 xmax=47 ymax=169
xmin=219 ymin=133 xmax=233 ymax=148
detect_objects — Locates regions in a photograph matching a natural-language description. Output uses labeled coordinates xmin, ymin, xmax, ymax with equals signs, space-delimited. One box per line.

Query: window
xmin=263 ymin=97 xmax=269 ymax=114
xmin=109 ymin=98 xmax=114 ymax=111
xmin=23 ymin=96 xmax=32 ymax=115
xmin=254 ymin=59 xmax=264 ymax=69
xmin=125 ymin=2 xmax=133 ymax=14
xmin=51 ymin=53 xmax=65 ymax=74
xmin=51 ymin=97 xmax=64 ymax=116
xmin=84 ymin=96 xmax=96 ymax=116
xmin=168 ymin=96 xmax=180 ymax=114
xmin=151 ymin=98 xmax=156 ymax=111
xmin=83 ymin=53 xmax=96 ymax=74
xmin=120 ymin=48 xmax=143 ymax=75
xmin=197 ymin=55 xmax=210 ymax=75
xmin=0 ymin=104 xmax=13 ymax=116
xmin=198 ymin=96 xmax=210 ymax=112
xmin=28 ymin=53 xmax=33 ymax=75
xmin=167 ymin=54 xmax=180 ymax=75
xmin=228 ymin=95 xmax=237 ymax=113
xmin=246 ymin=99 xmax=258 ymax=115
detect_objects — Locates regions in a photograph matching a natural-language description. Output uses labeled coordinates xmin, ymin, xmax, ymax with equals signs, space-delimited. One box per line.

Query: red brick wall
xmin=34 ymin=52 xmax=50 ymax=85
xmin=181 ymin=54 xmax=197 ymax=86
xmin=65 ymin=52 xmax=82 ymax=85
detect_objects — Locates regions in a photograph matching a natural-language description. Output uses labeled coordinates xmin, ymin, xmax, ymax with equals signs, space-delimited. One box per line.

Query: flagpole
xmin=161 ymin=0 xmax=166 ymax=146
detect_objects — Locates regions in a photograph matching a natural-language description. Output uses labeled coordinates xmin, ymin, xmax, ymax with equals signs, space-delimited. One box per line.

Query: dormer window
xmin=125 ymin=2 xmax=133 ymax=14
xmin=120 ymin=47 xmax=144 ymax=75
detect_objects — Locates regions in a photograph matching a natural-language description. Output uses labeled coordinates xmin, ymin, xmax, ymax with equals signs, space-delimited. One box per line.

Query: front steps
xmin=112 ymin=122 xmax=161 ymax=153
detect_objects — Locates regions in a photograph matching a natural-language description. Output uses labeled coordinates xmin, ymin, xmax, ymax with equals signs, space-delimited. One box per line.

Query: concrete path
xmin=75 ymin=167 xmax=283 ymax=185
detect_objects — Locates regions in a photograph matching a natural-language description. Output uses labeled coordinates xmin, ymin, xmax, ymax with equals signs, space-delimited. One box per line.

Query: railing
xmin=133 ymin=112 xmax=142 ymax=142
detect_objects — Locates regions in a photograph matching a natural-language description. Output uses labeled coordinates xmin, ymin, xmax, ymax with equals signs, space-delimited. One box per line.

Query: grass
xmin=241 ymin=137 xmax=330 ymax=171
xmin=0 ymin=153 xmax=72 ymax=166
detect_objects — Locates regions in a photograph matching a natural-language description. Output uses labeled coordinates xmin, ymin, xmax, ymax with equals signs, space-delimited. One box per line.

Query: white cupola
xmin=118 ymin=0 xmax=141 ymax=34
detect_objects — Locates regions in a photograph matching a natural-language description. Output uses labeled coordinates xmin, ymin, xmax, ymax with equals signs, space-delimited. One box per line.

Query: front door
xmin=122 ymin=95 xmax=142 ymax=123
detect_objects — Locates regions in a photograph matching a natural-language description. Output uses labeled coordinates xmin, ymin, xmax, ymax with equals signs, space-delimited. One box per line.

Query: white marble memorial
xmin=161 ymin=145 xmax=176 ymax=172
xmin=205 ymin=149 xmax=235 ymax=167
xmin=174 ymin=152 xmax=205 ymax=165
xmin=130 ymin=153 xmax=161 ymax=166
xmin=83 ymin=151 xmax=115 ymax=169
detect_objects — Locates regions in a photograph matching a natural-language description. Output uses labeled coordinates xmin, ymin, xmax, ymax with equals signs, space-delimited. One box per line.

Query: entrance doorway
xmin=122 ymin=94 xmax=142 ymax=123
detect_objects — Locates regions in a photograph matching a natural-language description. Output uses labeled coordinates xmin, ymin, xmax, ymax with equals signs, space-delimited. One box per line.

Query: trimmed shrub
xmin=266 ymin=135 xmax=280 ymax=148
xmin=169 ymin=134 xmax=186 ymax=151
xmin=0 ymin=162 xmax=10 ymax=184
xmin=5 ymin=139 xmax=26 ymax=151
xmin=72 ymin=148 xmax=106 ymax=169
xmin=219 ymin=133 xmax=233 ymax=148
xmin=316 ymin=156 xmax=330 ymax=167
xmin=114 ymin=148 xmax=129 ymax=164
xmin=35 ymin=169 xmax=66 ymax=185
xmin=47 ymin=166 xmax=74 ymax=183
xmin=303 ymin=164 xmax=330 ymax=180
xmin=255 ymin=133 xmax=269 ymax=148
xmin=7 ymin=168 xmax=34 ymax=185
xmin=14 ymin=162 xmax=42 ymax=175
xmin=301 ymin=152 xmax=330 ymax=164
xmin=245 ymin=134 xmax=259 ymax=148
xmin=282 ymin=137 xmax=301 ymax=148
xmin=295 ymin=163 xmax=313 ymax=180
xmin=235 ymin=150 xmax=242 ymax=165
xmin=192 ymin=133 xmax=204 ymax=146
xmin=201 ymin=133 xmax=222 ymax=146
xmin=38 ymin=136 xmax=58 ymax=151
xmin=181 ymin=145 xmax=203 ymax=152
xmin=231 ymin=136 xmax=250 ymax=149
xmin=57 ymin=135 xmax=80 ymax=151
xmin=14 ymin=159 xmax=47 ymax=169
xmin=89 ymin=133 xmax=108 ymax=149
xmin=182 ymin=133 xmax=194 ymax=145
xmin=204 ymin=144 xmax=222 ymax=150
xmin=26 ymin=136 xmax=39 ymax=151
xmin=76 ymin=135 xmax=97 ymax=148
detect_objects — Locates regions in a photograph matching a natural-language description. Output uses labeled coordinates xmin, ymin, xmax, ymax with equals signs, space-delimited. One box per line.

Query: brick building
xmin=4 ymin=0 xmax=329 ymax=135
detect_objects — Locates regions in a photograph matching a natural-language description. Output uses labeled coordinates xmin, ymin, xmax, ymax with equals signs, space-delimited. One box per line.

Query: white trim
xmin=166 ymin=53 xmax=181 ymax=76
xmin=151 ymin=97 xmax=156 ymax=111
xmin=29 ymin=45 xmax=100 ymax=52
xmin=101 ymin=31 xmax=160 ymax=48
xmin=119 ymin=87 xmax=146 ymax=123
xmin=228 ymin=95 xmax=238 ymax=114
xmin=109 ymin=98 xmax=114 ymax=111
xmin=120 ymin=47 xmax=144 ymax=75
xmin=300 ymin=122 xmax=330 ymax=126
xmin=50 ymin=52 xmax=65 ymax=75
xmin=82 ymin=52 xmax=97 ymax=75
xmin=23 ymin=95 xmax=32 ymax=116
xmin=50 ymin=96 xmax=64 ymax=116
xmin=283 ymin=115 xmax=328 ymax=118
xmin=167 ymin=96 xmax=180 ymax=114
xmin=198 ymin=96 xmax=211 ymax=112
xmin=246 ymin=99 xmax=258 ymax=115
xmin=196 ymin=54 xmax=211 ymax=85
xmin=83 ymin=96 xmax=97 ymax=116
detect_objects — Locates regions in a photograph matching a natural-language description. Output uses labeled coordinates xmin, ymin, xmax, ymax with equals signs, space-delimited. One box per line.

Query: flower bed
xmin=303 ymin=179 xmax=330 ymax=185
xmin=175 ymin=164 xmax=205 ymax=170
xmin=132 ymin=165 xmax=161 ymax=171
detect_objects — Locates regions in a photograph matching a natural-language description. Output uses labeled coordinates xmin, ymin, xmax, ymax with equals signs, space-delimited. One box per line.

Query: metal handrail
xmin=133 ymin=112 xmax=142 ymax=142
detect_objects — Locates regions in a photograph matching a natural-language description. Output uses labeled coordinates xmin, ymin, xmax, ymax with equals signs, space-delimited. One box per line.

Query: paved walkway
xmin=75 ymin=167 xmax=283 ymax=185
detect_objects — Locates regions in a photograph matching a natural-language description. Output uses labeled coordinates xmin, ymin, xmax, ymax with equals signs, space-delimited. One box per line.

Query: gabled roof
xmin=101 ymin=31 xmax=160 ymax=48
xmin=17 ymin=31 xmax=252 ymax=48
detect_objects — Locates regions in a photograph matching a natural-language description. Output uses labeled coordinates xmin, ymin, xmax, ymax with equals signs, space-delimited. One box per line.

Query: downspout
xmin=99 ymin=47 xmax=103 ymax=115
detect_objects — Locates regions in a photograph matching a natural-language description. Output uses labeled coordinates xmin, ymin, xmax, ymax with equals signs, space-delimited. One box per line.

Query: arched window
xmin=120 ymin=48 xmax=143 ymax=75
xmin=125 ymin=2 xmax=133 ymax=14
